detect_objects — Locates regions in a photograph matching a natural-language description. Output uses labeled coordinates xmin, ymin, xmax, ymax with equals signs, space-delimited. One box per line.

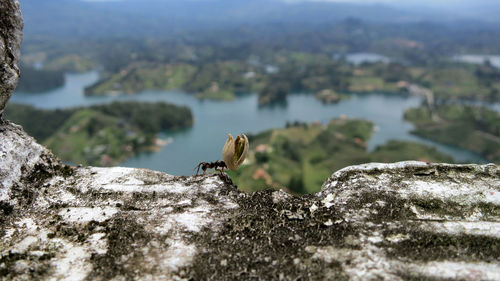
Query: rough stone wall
xmin=0 ymin=0 xmax=22 ymax=115
xmin=0 ymin=155 xmax=499 ymax=280
xmin=1 ymin=2 xmax=500 ymax=280
xmin=0 ymin=120 xmax=66 ymax=207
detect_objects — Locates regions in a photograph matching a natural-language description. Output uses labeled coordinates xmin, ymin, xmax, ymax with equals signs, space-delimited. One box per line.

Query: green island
xmin=4 ymin=102 xmax=193 ymax=166
xmin=80 ymin=53 xmax=500 ymax=106
xmin=16 ymin=53 xmax=98 ymax=93
xmin=315 ymin=89 xmax=349 ymax=104
xmin=404 ymin=104 xmax=500 ymax=163
xmin=81 ymin=52 xmax=404 ymax=104
xmin=229 ymin=119 xmax=453 ymax=194
xmin=84 ymin=61 xmax=266 ymax=101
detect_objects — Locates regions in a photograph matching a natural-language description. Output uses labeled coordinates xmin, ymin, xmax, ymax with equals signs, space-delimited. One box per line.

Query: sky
xmin=79 ymin=0 xmax=496 ymax=5
xmin=285 ymin=0 xmax=498 ymax=7
xmin=80 ymin=0 xmax=499 ymax=8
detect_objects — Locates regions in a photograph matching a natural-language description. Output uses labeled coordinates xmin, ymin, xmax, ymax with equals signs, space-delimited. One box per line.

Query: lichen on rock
xmin=0 ymin=161 xmax=240 ymax=280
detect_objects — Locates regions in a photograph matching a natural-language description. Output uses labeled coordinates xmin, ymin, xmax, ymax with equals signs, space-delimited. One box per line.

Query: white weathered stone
xmin=0 ymin=121 xmax=60 ymax=207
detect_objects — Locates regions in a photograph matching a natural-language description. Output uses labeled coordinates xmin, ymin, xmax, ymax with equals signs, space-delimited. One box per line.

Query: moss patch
xmin=397 ymin=272 xmax=459 ymax=281
xmin=183 ymin=190 xmax=355 ymax=280
xmin=0 ymin=252 xmax=53 ymax=279
xmin=88 ymin=217 xmax=155 ymax=280
xmin=384 ymin=230 xmax=500 ymax=263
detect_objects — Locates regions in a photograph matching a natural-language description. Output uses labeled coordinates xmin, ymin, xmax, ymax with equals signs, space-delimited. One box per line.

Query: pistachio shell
xmin=222 ymin=134 xmax=235 ymax=168
xmin=222 ymin=133 xmax=249 ymax=170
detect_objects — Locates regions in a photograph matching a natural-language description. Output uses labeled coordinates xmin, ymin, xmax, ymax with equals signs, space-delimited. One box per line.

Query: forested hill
xmin=4 ymin=102 xmax=193 ymax=166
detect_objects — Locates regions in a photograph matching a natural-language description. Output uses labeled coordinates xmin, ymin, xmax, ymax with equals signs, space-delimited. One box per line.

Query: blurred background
xmin=6 ymin=0 xmax=500 ymax=193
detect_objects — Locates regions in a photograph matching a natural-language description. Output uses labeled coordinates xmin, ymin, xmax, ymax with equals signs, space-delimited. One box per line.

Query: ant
xmin=195 ymin=160 xmax=227 ymax=175
xmin=194 ymin=160 xmax=234 ymax=186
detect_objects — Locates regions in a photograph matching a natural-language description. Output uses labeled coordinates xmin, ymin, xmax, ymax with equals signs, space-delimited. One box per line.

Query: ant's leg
xmin=195 ymin=163 xmax=202 ymax=175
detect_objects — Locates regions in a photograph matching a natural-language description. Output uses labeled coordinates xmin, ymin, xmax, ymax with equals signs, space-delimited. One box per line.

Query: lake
xmin=11 ymin=71 xmax=488 ymax=175
xmin=333 ymin=53 xmax=391 ymax=65
xmin=453 ymin=54 xmax=500 ymax=69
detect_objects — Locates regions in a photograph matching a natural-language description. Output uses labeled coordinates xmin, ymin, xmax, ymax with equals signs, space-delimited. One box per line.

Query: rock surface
xmin=1 ymin=1 xmax=500 ymax=280
xmin=0 ymin=0 xmax=23 ymax=115
xmin=1 ymin=121 xmax=499 ymax=280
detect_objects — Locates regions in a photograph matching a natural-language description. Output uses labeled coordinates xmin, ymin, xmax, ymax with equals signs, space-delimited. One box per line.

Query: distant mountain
xmin=20 ymin=0 xmax=500 ymax=41
xmin=20 ymin=0 xmax=420 ymax=39
xmin=391 ymin=0 xmax=500 ymax=23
